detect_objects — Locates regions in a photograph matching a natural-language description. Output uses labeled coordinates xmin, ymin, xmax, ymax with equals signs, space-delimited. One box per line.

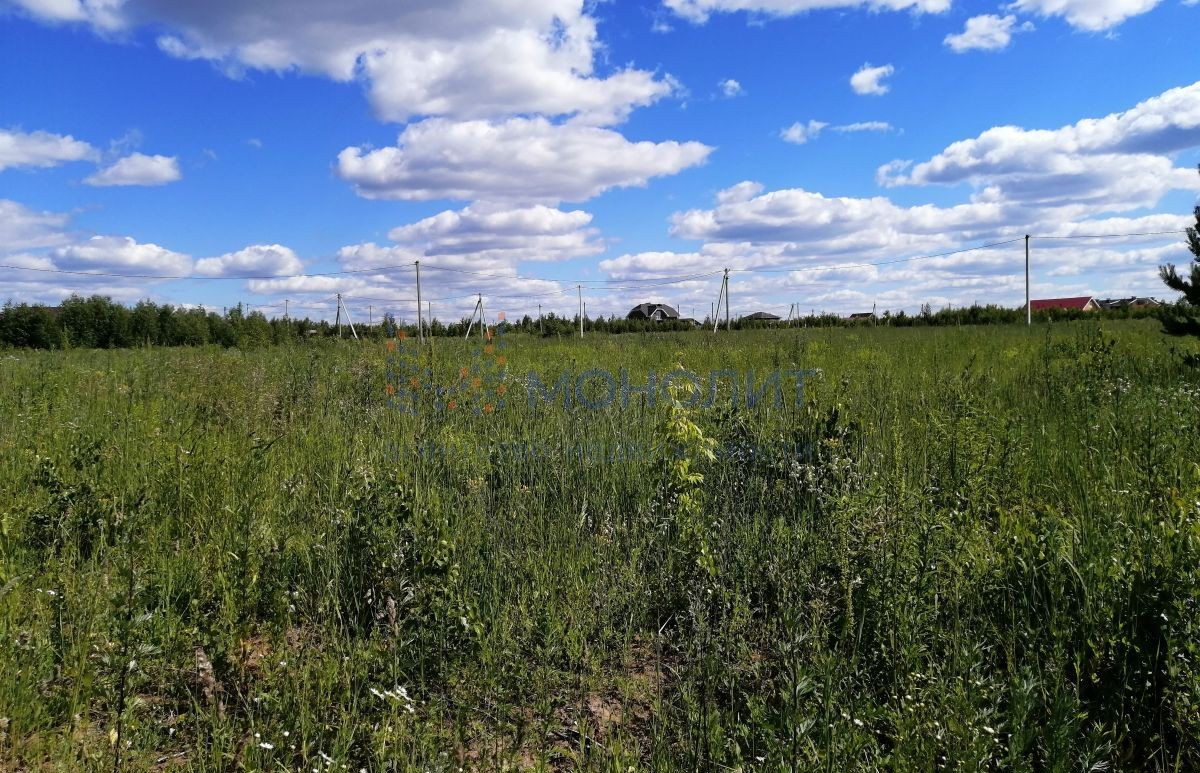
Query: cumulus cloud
xmin=877 ymin=80 xmax=1200 ymax=212
xmin=0 ymin=128 xmax=97 ymax=170
xmin=387 ymin=204 xmax=604 ymax=262
xmin=664 ymin=0 xmax=950 ymax=22
xmin=51 ymin=235 xmax=193 ymax=274
xmin=336 ymin=117 xmax=712 ymax=204
xmin=670 ymin=183 xmax=1009 ymax=249
xmin=850 ymin=63 xmax=894 ymax=96
xmin=781 ymin=120 xmax=828 ymax=144
xmin=1009 ymin=0 xmax=1161 ymax=31
xmin=194 ymin=244 xmax=304 ymax=277
xmin=8 ymin=0 xmax=675 ymax=125
xmin=0 ymin=199 xmax=73 ymax=250
xmin=84 ymin=153 xmax=182 ymax=186
xmin=718 ymin=78 xmax=744 ymax=97
xmin=944 ymin=14 xmax=1026 ymax=52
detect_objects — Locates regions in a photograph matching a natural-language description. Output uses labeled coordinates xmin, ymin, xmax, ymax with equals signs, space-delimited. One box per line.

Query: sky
xmin=1 ymin=0 xmax=1199 ymax=323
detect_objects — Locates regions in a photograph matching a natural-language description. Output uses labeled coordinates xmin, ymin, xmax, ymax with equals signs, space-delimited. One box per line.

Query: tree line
xmin=0 ymin=293 xmax=1180 ymax=351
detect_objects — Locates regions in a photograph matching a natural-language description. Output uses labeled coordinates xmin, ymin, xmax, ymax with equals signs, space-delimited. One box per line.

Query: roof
xmin=626 ymin=302 xmax=679 ymax=319
xmin=848 ymin=312 xmax=876 ymax=319
xmin=1029 ymin=296 xmax=1095 ymax=311
xmin=1096 ymin=296 xmax=1161 ymax=308
xmin=743 ymin=311 xmax=781 ymax=320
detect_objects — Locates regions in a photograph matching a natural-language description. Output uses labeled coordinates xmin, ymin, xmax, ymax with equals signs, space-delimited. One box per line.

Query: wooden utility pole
xmin=724 ymin=268 xmax=731 ymax=331
xmin=577 ymin=285 xmax=583 ymax=338
xmin=335 ymin=294 xmax=341 ymax=337
xmin=368 ymin=305 xmax=373 ymax=327
xmin=415 ymin=261 xmax=423 ymax=344
xmin=1025 ymin=234 xmax=1031 ymax=326
xmin=465 ymin=295 xmax=480 ymax=340
xmin=284 ymin=299 xmax=289 ymax=321
xmin=538 ymin=303 xmax=543 ymax=334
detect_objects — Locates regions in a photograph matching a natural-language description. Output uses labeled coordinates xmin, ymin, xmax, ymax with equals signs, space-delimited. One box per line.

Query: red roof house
xmin=1026 ymin=296 xmax=1098 ymax=312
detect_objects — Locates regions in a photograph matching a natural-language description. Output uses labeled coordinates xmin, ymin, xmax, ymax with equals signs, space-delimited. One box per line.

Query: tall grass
xmin=1 ymin=320 xmax=1198 ymax=771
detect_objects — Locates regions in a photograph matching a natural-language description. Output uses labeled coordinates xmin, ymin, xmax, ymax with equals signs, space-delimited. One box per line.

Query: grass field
xmin=2 ymin=320 xmax=1199 ymax=771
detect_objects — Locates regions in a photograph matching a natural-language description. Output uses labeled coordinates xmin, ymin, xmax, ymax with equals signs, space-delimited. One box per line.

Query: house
xmin=626 ymin=303 xmax=679 ymax=321
xmin=1027 ymin=296 xmax=1099 ymax=312
xmin=847 ymin=312 xmax=876 ymax=321
xmin=742 ymin=311 xmax=781 ymax=322
xmin=1096 ymin=296 xmax=1161 ymax=310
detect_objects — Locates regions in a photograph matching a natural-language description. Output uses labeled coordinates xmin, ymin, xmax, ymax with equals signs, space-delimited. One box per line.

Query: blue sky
xmin=2 ymin=0 xmax=1198 ymax=322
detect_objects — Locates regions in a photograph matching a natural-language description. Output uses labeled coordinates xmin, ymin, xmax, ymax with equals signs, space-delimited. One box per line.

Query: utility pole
xmin=577 ymin=285 xmax=583 ymax=338
xmin=480 ymin=295 xmax=486 ymax=340
xmin=1025 ymin=234 xmax=1031 ymax=326
xmin=465 ymin=295 xmax=481 ymax=340
xmin=724 ymin=268 xmax=731 ymax=331
xmin=284 ymin=299 xmax=289 ymax=321
xmin=712 ymin=273 xmax=726 ymax=333
xmin=415 ymin=260 xmax=423 ymax=344
xmin=368 ymin=304 xmax=373 ymax=327
xmin=334 ymin=294 xmax=341 ymax=338
xmin=538 ymin=303 xmax=543 ymax=334
xmin=426 ymin=301 xmax=431 ymax=335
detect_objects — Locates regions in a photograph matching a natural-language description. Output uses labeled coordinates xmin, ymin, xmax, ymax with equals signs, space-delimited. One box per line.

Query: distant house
xmin=847 ymin=312 xmax=876 ymax=321
xmin=742 ymin=311 xmax=781 ymax=322
xmin=1096 ymin=296 xmax=1161 ymax=310
xmin=627 ymin=303 xmax=679 ymax=321
xmin=1027 ymin=296 xmax=1099 ymax=312
xmin=678 ymin=317 xmax=702 ymax=327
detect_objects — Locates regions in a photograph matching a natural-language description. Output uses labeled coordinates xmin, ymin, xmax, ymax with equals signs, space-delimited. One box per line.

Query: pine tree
xmin=1159 ymin=167 xmax=1200 ymax=336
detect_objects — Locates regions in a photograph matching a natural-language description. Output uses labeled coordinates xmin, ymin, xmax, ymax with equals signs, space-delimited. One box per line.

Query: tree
xmin=1159 ymin=167 xmax=1200 ymax=336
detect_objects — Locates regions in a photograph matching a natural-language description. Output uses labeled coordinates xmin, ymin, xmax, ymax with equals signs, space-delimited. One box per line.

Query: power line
xmin=1030 ymin=229 xmax=1187 ymax=240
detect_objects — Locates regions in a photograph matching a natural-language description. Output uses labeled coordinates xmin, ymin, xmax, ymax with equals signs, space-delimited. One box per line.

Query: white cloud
xmin=84 ymin=153 xmax=182 ymax=186
xmin=51 ymin=235 xmax=193 ymax=274
xmin=718 ymin=78 xmax=744 ymax=97
xmin=782 ymin=120 xmax=892 ymax=143
xmin=850 ymin=63 xmax=894 ymax=96
xmin=664 ymin=0 xmax=950 ymax=23
xmin=245 ymin=274 xmax=366 ymax=297
xmin=834 ymin=121 xmax=894 ymax=133
xmin=9 ymin=0 xmax=675 ymax=125
xmin=877 ymin=80 xmax=1200 ymax=212
xmin=670 ymin=183 xmax=1009 ymax=249
xmin=781 ymin=120 xmax=828 ymax=144
xmin=336 ymin=117 xmax=712 ymax=204
xmin=1009 ymin=0 xmax=1161 ymax=31
xmin=194 ymin=244 xmax=304 ymax=277
xmin=0 ymin=128 xmax=97 ymax=170
xmin=944 ymin=14 xmax=1024 ymax=52
xmin=0 ymin=199 xmax=73 ymax=250
xmin=387 ymin=204 xmax=604 ymax=262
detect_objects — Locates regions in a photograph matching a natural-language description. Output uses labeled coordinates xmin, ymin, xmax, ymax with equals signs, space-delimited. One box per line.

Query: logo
xmin=384 ymin=319 xmax=510 ymax=416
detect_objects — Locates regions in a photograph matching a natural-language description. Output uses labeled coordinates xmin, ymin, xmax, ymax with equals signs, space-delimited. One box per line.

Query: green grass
xmin=2 ymin=320 xmax=1199 ymax=771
